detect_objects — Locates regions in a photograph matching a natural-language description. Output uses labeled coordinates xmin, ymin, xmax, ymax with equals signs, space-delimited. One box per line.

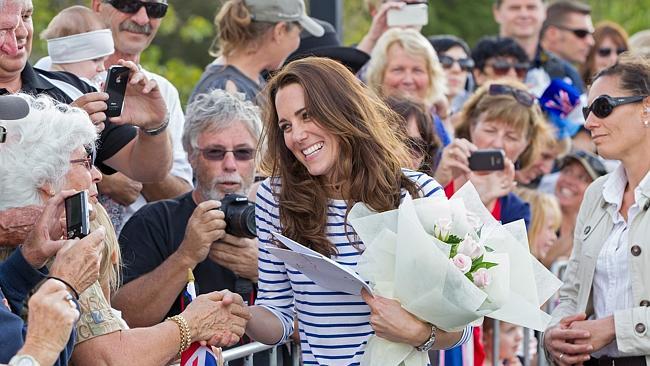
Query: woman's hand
xmin=21 ymin=279 xmax=80 ymax=366
xmin=182 ymin=290 xmax=251 ymax=347
xmin=21 ymin=190 xmax=80 ymax=268
xmin=434 ymin=138 xmax=476 ymax=186
xmin=469 ymin=158 xmax=516 ymax=207
xmin=361 ymin=289 xmax=430 ymax=347
xmin=49 ymin=227 xmax=105 ymax=294
xmin=569 ymin=317 xmax=615 ymax=354
xmin=543 ymin=313 xmax=593 ymax=365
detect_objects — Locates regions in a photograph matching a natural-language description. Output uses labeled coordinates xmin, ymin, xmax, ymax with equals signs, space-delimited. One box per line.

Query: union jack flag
xmin=180 ymin=269 xmax=221 ymax=366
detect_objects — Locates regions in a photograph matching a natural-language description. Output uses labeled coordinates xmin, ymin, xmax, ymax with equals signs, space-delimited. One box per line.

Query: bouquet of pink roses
xmin=349 ymin=182 xmax=562 ymax=366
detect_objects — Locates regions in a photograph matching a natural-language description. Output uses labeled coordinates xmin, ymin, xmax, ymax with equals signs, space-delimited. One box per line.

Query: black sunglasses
xmin=553 ymin=24 xmax=593 ymax=39
xmin=199 ymin=148 xmax=255 ymax=161
xmin=582 ymin=95 xmax=647 ymax=120
xmin=439 ymin=55 xmax=475 ymax=71
xmin=488 ymin=84 xmax=536 ymax=107
xmin=597 ymin=47 xmax=627 ymax=57
xmin=487 ymin=59 xmax=529 ymax=79
xmin=103 ymin=0 xmax=168 ymax=18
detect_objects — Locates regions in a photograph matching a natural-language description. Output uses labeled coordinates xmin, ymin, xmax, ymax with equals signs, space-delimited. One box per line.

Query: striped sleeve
xmin=254 ymin=178 xmax=295 ymax=344
xmin=444 ymin=324 xmax=473 ymax=350
xmin=403 ymin=169 xmax=445 ymax=198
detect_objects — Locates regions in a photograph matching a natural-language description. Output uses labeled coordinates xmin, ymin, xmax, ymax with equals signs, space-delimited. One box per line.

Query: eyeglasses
xmin=199 ymin=148 xmax=255 ymax=161
xmin=597 ymin=47 xmax=627 ymax=57
xmin=486 ymin=59 xmax=529 ymax=79
xmin=488 ymin=84 xmax=536 ymax=107
xmin=103 ymin=0 xmax=168 ymax=19
xmin=70 ymin=155 xmax=93 ymax=171
xmin=582 ymin=95 xmax=647 ymax=119
xmin=439 ymin=55 xmax=475 ymax=72
xmin=552 ymin=24 xmax=593 ymax=39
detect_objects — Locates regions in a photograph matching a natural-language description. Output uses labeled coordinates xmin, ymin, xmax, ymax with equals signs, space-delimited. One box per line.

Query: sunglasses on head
xmin=199 ymin=147 xmax=255 ymax=161
xmin=597 ymin=47 xmax=627 ymax=57
xmin=553 ymin=24 xmax=593 ymax=39
xmin=487 ymin=59 xmax=529 ymax=79
xmin=438 ymin=55 xmax=475 ymax=71
xmin=582 ymin=95 xmax=647 ymax=120
xmin=488 ymin=84 xmax=536 ymax=107
xmin=103 ymin=0 xmax=168 ymax=19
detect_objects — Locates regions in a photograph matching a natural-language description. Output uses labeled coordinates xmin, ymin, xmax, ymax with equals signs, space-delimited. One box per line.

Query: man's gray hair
xmin=0 ymin=94 xmax=97 ymax=210
xmin=182 ymin=89 xmax=262 ymax=159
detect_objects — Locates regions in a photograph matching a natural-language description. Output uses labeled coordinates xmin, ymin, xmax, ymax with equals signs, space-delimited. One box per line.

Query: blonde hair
xmin=455 ymin=80 xmax=552 ymax=170
xmin=40 ymin=5 xmax=105 ymax=40
xmin=210 ymin=0 xmax=296 ymax=58
xmin=516 ymin=188 xmax=562 ymax=259
xmin=91 ymin=203 xmax=122 ymax=294
xmin=366 ymin=28 xmax=447 ymax=107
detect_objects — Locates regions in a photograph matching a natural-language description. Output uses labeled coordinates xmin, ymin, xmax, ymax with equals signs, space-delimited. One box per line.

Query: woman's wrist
xmin=409 ymin=320 xmax=434 ymax=347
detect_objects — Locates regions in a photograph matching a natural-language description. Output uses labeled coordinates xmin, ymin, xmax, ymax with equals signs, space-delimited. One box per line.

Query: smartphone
xmin=386 ymin=3 xmax=428 ymax=27
xmin=104 ymin=66 xmax=130 ymax=118
xmin=65 ymin=191 xmax=90 ymax=239
xmin=468 ymin=149 xmax=505 ymax=171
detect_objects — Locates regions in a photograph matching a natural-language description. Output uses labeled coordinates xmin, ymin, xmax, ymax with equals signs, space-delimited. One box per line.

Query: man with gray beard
xmin=114 ymin=89 xmax=260 ymax=329
xmin=91 ymin=0 xmax=194 ymax=234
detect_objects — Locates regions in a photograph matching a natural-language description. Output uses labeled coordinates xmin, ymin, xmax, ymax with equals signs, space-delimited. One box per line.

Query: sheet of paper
xmin=268 ymin=232 xmax=373 ymax=295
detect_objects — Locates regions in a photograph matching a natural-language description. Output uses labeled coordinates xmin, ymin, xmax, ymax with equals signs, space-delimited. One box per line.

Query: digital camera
xmin=220 ymin=194 xmax=257 ymax=239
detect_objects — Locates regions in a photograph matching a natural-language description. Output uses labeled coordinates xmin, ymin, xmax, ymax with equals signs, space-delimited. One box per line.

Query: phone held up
xmin=65 ymin=191 xmax=90 ymax=239
xmin=104 ymin=66 xmax=130 ymax=118
xmin=468 ymin=149 xmax=505 ymax=171
xmin=386 ymin=3 xmax=428 ymax=28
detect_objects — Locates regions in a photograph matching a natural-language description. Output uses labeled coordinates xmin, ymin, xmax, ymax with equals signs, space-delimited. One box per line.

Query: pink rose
xmin=473 ymin=268 xmax=491 ymax=288
xmin=457 ymin=234 xmax=484 ymax=259
xmin=452 ymin=253 xmax=472 ymax=274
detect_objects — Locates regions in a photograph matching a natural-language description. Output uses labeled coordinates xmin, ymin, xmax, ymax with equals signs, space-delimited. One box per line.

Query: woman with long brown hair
xmin=247 ymin=57 xmax=472 ymax=364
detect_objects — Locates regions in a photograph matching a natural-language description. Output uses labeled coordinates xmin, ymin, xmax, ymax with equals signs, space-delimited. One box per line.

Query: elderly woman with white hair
xmin=366 ymin=28 xmax=451 ymax=148
xmin=0 ymin=94 xmax=251 ymax=365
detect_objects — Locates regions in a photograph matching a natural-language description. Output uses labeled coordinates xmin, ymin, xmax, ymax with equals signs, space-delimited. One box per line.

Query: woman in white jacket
xmin=543 ymin=53 xmax=650 ymax=366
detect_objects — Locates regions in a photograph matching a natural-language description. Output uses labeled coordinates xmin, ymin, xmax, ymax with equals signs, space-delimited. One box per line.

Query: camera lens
xmin=221 ymin=194 xmax=257 ymax=238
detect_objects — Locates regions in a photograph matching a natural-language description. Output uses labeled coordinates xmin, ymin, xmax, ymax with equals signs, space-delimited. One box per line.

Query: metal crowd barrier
xmin=222 ymin=341 xmax=300 ymax=366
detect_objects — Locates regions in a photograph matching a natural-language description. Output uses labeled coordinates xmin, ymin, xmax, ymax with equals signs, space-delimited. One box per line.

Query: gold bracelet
xmin=167 ymin=315 xmax=192 ymax=357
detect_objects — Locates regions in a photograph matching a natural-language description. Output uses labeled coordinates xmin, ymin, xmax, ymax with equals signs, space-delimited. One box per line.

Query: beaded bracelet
xmin=167 ymin=314 xmax=191 ymax=357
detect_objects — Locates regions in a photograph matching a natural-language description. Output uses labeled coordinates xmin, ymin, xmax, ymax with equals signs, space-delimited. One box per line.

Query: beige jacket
xmin=545 ymin=174 xmax=650 ymax=363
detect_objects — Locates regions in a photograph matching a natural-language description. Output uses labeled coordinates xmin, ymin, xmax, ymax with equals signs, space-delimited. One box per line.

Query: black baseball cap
xmin=0 ymin=95 xmax=30 ymax=143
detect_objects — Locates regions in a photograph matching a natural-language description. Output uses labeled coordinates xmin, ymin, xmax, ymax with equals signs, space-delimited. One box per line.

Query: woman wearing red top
xmin=435 ymin=80 xmax=551 ymax=227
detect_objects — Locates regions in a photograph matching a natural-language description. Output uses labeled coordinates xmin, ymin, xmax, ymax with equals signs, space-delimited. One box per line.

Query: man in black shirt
xmin=114 ymin=89 xmax=260 ymax=328
xmin=0 ymin=0 xmax=172 ymax=181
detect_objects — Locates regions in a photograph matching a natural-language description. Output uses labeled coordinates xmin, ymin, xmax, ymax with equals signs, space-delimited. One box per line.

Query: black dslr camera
xmin=220 ymin=194 xmax=257 ymax=238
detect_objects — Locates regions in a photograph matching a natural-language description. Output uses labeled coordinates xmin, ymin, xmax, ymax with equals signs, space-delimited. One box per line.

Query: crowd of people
xmin=0 ymin=0 xmax=649 ymax=365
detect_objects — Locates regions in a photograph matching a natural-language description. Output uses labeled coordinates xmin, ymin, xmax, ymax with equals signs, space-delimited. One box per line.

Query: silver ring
xmin=559 ymin=353 xmax=564 ymax=360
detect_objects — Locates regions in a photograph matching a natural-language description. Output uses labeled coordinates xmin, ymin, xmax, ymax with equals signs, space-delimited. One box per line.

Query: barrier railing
xmin=222 ymin=341 xmax=300 ymax=366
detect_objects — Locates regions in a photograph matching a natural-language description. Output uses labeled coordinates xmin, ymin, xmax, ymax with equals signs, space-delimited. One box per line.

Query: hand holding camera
xmin=179 ymin=200 xmax=227 ymax=266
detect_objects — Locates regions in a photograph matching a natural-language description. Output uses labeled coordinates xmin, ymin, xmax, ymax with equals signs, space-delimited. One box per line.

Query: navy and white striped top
xmin=254 ymin=170 xmax=472 ymax=365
